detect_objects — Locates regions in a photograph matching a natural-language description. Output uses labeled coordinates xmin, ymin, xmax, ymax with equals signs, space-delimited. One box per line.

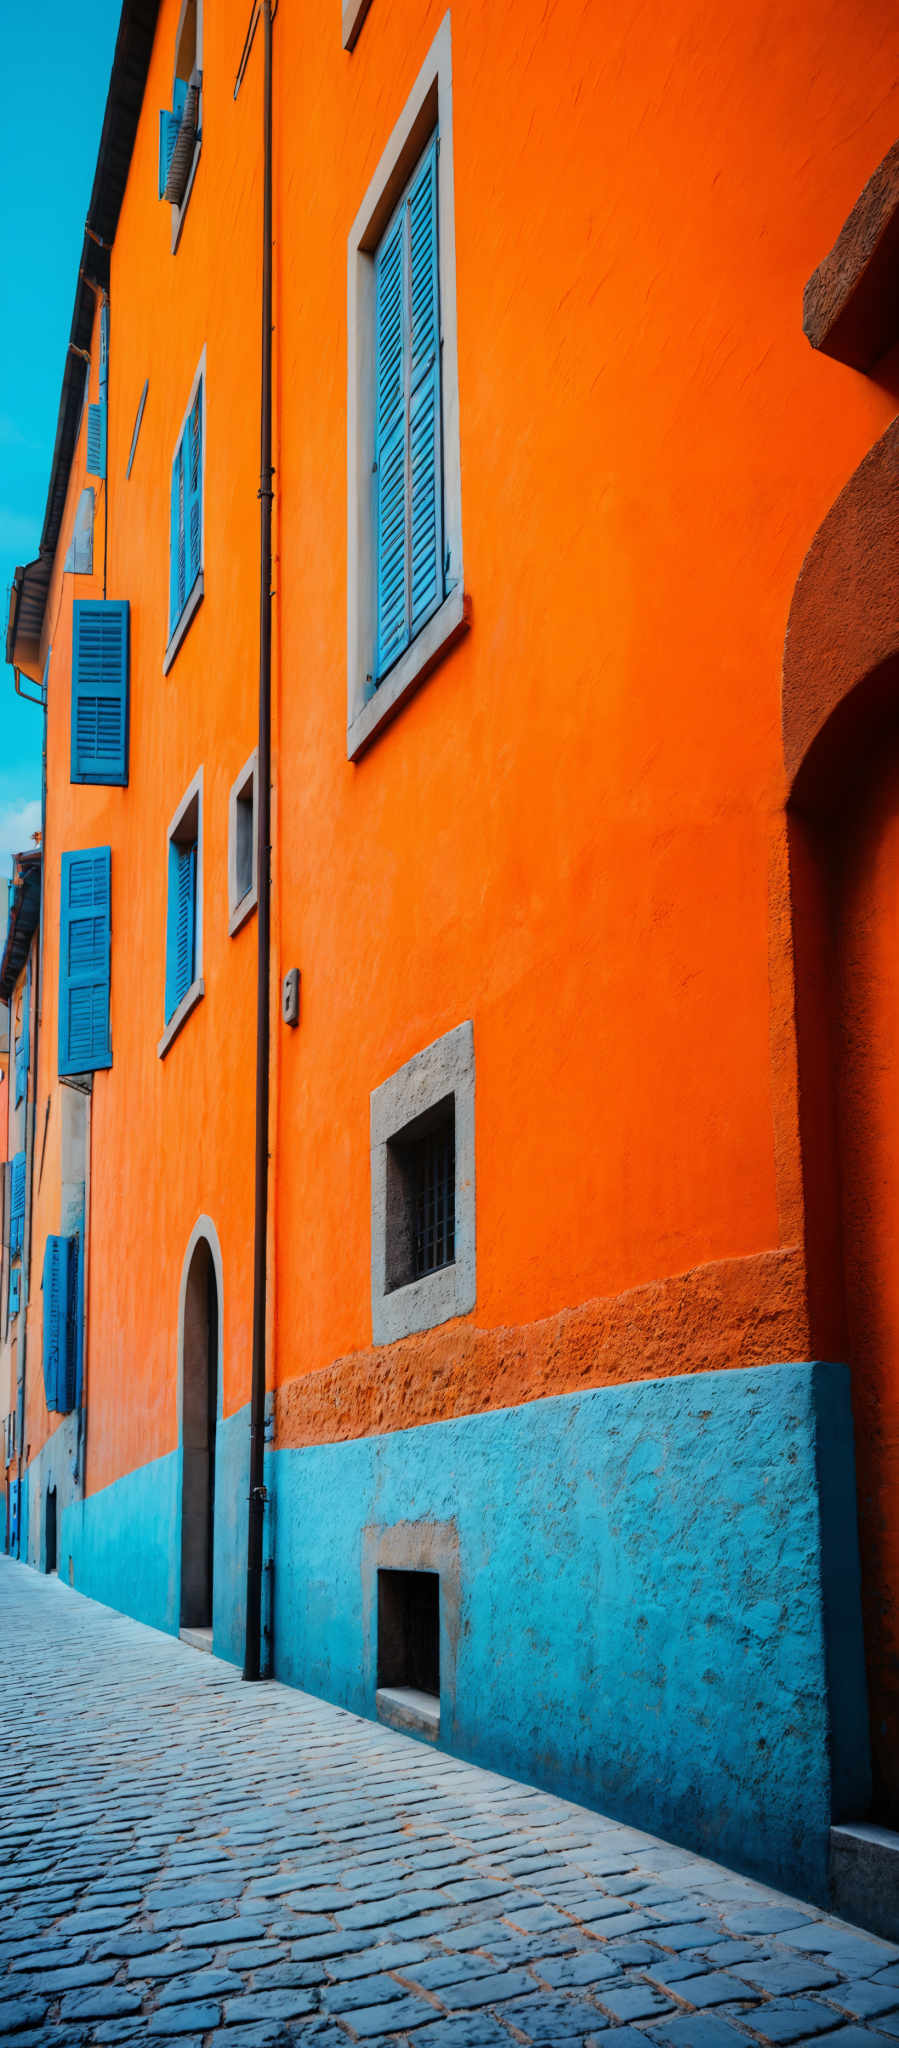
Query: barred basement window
xmin=386 ymin=1098 xmax=455 ymax=1290
xmin=370 ymin=1020 xmax=475 ymax=1344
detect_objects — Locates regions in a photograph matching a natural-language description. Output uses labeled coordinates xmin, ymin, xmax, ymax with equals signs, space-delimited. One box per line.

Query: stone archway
xmin=177 ymin=1219 xmax=223 ymax=1641
xmin=784 ymin=415 xmax=899 ymax=1819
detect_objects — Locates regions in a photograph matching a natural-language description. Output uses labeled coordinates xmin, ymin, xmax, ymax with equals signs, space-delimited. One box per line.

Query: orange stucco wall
xmin=14 ymin=0 xmax=899 ymax=1509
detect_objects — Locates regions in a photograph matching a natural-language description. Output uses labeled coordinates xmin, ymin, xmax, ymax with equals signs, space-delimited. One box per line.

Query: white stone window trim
xmin=64 ymin=488 xmax=95 ymax=576
xmin=343 ymin=0 xmax=373 ymax=50
xmin=228 ymin=748 xmax=258 ymax=936
xmin=163 ymin=346 xmax=206 ymax=675
xmin=158 ymin=765 xmax=204 ymax=1060
xmin=370 ymin=1018 xmax=475 ymax=1345
xmin=346 ymin=11 xmax=467 ymax=762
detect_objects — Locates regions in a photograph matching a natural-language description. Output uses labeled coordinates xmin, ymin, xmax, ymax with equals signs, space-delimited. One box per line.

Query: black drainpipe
xmin=244 ymin=0 xmax=274 ymax=1682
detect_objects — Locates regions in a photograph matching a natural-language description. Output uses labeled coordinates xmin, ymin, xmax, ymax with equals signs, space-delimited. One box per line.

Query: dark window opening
xmin=385 ymin=1096 xmax=455 ymax=1291
xmin=235 ymin=781 xmax=255 ymax=904
xmin=45 ymin=1488 xmax=57 ymax=1575
xmin=378 ymin=1568 xmax=439 ymax=1697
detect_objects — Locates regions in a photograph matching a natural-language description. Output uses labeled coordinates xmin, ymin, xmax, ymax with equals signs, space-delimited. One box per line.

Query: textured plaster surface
xmin=270 ymin=1361 xmax=865 ymax=1901
xmin=2 ymin=1557 xmax=897 ymax=2047
xmin=60 ymin=1447 xmax=182 ymax=1636
xmin=45 ymin=1408 xmax=249 ymax=1661
xmin=803 ymin=137 xmax=899 ymax=371
xmin=277 ymin=1247 xmax=808 ymax=1448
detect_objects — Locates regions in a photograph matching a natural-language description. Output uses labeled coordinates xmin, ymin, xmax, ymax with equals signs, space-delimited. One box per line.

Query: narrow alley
xmin=2 ymin=1561 xmax=897 ymax=2048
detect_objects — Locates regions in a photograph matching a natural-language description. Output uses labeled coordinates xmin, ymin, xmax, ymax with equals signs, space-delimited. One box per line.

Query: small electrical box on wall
xmin=282 ymin=968 xmax=300 ymax=1028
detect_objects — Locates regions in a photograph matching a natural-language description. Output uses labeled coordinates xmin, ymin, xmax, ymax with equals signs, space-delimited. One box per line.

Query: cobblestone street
xmin=3 ymin=1560 xmax=898 ymax=2048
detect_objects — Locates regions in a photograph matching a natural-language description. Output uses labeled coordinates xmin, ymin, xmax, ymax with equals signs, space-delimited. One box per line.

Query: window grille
xmin=411 ymin=1120 xmax=455 ymax=1278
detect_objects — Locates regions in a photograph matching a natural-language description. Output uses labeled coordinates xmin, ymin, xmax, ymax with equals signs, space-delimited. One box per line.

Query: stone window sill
xmin=348 ymin=588 xmax=471 ymax=762
xmin=343 ymin=0 xmax=373 ymax=48
xmin=157 ymin=977 xmax=204 ymax=1060
xmin=163 ymin=575 xmax=204 ymax=675
xmin=376 ymin=1686 xmax=440 ymax=1741
xmin=228 ymin=884 xmax=257 ymax=938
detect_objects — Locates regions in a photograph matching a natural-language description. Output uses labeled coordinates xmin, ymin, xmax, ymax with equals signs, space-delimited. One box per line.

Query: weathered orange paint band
xmin=275 ymin=1246 xmax=809 ymax=1449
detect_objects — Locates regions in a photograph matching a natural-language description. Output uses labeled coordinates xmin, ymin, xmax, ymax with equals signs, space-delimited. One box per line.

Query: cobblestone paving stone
xmin=2 ymin=1558 xmax=898 ymax=2048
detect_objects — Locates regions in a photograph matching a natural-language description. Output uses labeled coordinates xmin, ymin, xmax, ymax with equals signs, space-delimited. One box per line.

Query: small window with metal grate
xmin=385 ymin=1096 xmax=455 ymax=1292
xmin=411 ymin=1120 xmax=455 ymax=1277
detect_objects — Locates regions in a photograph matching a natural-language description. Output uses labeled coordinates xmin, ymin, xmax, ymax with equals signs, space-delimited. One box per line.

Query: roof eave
xmin=0 ymin=856 xmax=42 ymax=1003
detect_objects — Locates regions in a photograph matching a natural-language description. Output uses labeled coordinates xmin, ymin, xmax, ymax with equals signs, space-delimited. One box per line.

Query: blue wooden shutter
xmin=8 ymin=1267 xmax=20 ymax=1322
xmin=14 ymin=963 xmax=30 ymax=1106
xmin=42 ymin=1237 xmax=60 ymax=1410
xmin=158 ymin=80 xmax=187 ymax=197
xmin=42 ymin=1236 xmax=74 ymax=1414
xmin=59 ymin=849 xmax=112 ymax=1077
xmin=176 ymin=843 xmax=197 ymax=1002
xmin=9 ymin=1480 xmax=18 ymax=1549
xmin=165 ymin=840 xmax=196 ymax=1021
xmin=9 ymin=1153 xmax=26 ymax=1257
xmin=73 ymin=1225 xmax=85 ymax=1411
xmin=374 ymin=211 xmax=409 ymax=679
xmin=71 ymin=601 xmax=129 ymax=786
xmin=373 ymin=135 xmax=443 ymax=682
xmin=187 ymin=384 xmax=202 ymax=592
xmin=86 ymin=403 xmax=107 ymax=479
xmin=407 ymin=137 xmax=443 ymax=636
xmin=62 ymin=1237 xmax=78 ymax=1412
xmin=170 ymin=435 xmax=186 ymax=632
xmin=159 ymin=111 xmax=180 ymax=196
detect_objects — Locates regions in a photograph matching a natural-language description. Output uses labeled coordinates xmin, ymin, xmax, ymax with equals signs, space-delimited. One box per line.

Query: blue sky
xmin=0 ymin=0 xmax=121 ymax=878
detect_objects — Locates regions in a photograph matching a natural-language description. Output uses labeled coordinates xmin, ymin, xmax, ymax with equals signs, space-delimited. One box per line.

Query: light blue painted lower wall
xmin=267 ymin=1360 xmax=869 ymax=1903
xmin=62 ymin=1448 xmax=181 ymax=1635
xmin=48 ymin=1404 xmax=250 ymax=1661
xmin=13 ymin=1362 xmax=868 ymax=1903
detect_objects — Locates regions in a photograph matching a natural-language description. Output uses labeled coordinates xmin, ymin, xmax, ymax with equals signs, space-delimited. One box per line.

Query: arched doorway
xmin=179 ymin=1232 xmax=220 ymax=1638
xmin=829 ymin=732 xmax=899 ymax=1816
xmin=784 ymin=419 xmax=899 ymax=1823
